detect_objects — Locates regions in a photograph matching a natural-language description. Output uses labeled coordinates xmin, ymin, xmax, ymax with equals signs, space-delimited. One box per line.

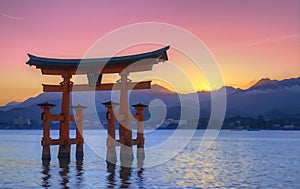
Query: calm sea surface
xmin=0 ymin=130 xmax=299 ymax=188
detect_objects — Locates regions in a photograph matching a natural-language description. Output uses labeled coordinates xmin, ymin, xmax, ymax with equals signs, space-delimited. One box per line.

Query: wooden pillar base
xmin=137 ymin=148 xmax=145 ymax=168
xmin=120 ymin=146 xmax=134 ymax=167
xmin=42 ymin=145 xmax=51 ymax=166
xmin=106 ymin=146 xmax=117 ymax=165
xmin=76 ymin=160 xmax=83 ymax=170
xmin=38 ymin=103 xmax=55 ymax=166
xmin=58 ymin=145 xmax=70 ymax=164
xmin=106 ymin=137 xmax=117 ymax=165
xmin=73 ymin=104 xmax=86 ymax=162
xmin=106 ymin=160 xmax=116 ymax=173
xmin=132 ymin=103 xmax=147 ymax=167
xmin=106 ymin=147 xmax=117 ymax=173
xmin=137 ymin=137 xmax=145 ymax=149
xmin=76 ymin=143 xmax=84 ymax=161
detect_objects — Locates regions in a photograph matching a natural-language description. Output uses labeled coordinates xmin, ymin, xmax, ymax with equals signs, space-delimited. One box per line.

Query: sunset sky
xmin=0 ymin=0 xmax=299 ymax=105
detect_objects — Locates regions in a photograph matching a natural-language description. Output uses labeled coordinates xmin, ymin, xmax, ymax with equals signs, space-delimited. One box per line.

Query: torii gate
xmin=26 ymin=46 xmax=170 ymax=165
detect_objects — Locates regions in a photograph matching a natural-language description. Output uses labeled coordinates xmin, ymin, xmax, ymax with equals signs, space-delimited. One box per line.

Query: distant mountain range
xmin=1 ymin=76 xmax=300 ymax=125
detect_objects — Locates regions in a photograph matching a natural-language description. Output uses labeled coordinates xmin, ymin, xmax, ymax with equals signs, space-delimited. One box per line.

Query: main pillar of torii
xmin=26 ymin=46 xmax=169 ymax=164
xmin=103 ymin=101 xmax=148 ymax=168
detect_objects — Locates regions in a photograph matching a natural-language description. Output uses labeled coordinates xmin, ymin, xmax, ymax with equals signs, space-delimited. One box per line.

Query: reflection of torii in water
xmin=26 ymin=46 xmax=170 ymax=167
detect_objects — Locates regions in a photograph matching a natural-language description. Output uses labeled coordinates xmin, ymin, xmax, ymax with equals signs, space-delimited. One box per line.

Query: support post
xmin=72 ymin=105 xmax=87 ymax=161
xmin=119 ymin=73 xmax=133 ymax=167
xmin=38 ymin=102 xmax=56 ymax=165
xmin=102 ymin=101 xmax=119 ymax=167
xmin=58 ymin=74 xmax=72 ymax=164
xmin=132 ymin=103 xmax=147 ymax=167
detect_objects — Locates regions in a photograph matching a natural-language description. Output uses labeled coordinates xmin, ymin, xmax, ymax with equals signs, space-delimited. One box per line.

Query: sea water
xmin=0 ymin=130 xmax=299 ymax=188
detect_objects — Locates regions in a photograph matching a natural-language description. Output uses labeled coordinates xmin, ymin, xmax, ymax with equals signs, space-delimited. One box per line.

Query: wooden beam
xmin=43 ymin=81 xmax=151 ymax=92
xmin=42 ymin=84 xmax=63 ymax=92
xmin=70 ymin=115 xmax=75 ymax=121
xmin=132 ymin=139 xmax=139 ymax=146
xmin=49 ymin=114 xmax=65 ymax=121
xmin=40 ymin=63 xmax=154 ymax=75
xmin=41 ymin=68 xmax=76 ymax=75
xmin=114 ymin=139 xmax=138 ymax=146
xmin=49 ymin=138 xmax=77 ymax=146
xmin=129 ymin=81 xmax=151 ymax=90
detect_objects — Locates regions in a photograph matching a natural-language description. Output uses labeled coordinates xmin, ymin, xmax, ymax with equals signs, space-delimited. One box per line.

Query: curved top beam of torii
xmin=26 ymin=46 xmax=170 ymax=75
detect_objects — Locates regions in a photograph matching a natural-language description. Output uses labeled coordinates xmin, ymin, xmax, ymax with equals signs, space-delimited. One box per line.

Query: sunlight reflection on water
xmin=0 ymin=130 xmax=300 ymax=188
